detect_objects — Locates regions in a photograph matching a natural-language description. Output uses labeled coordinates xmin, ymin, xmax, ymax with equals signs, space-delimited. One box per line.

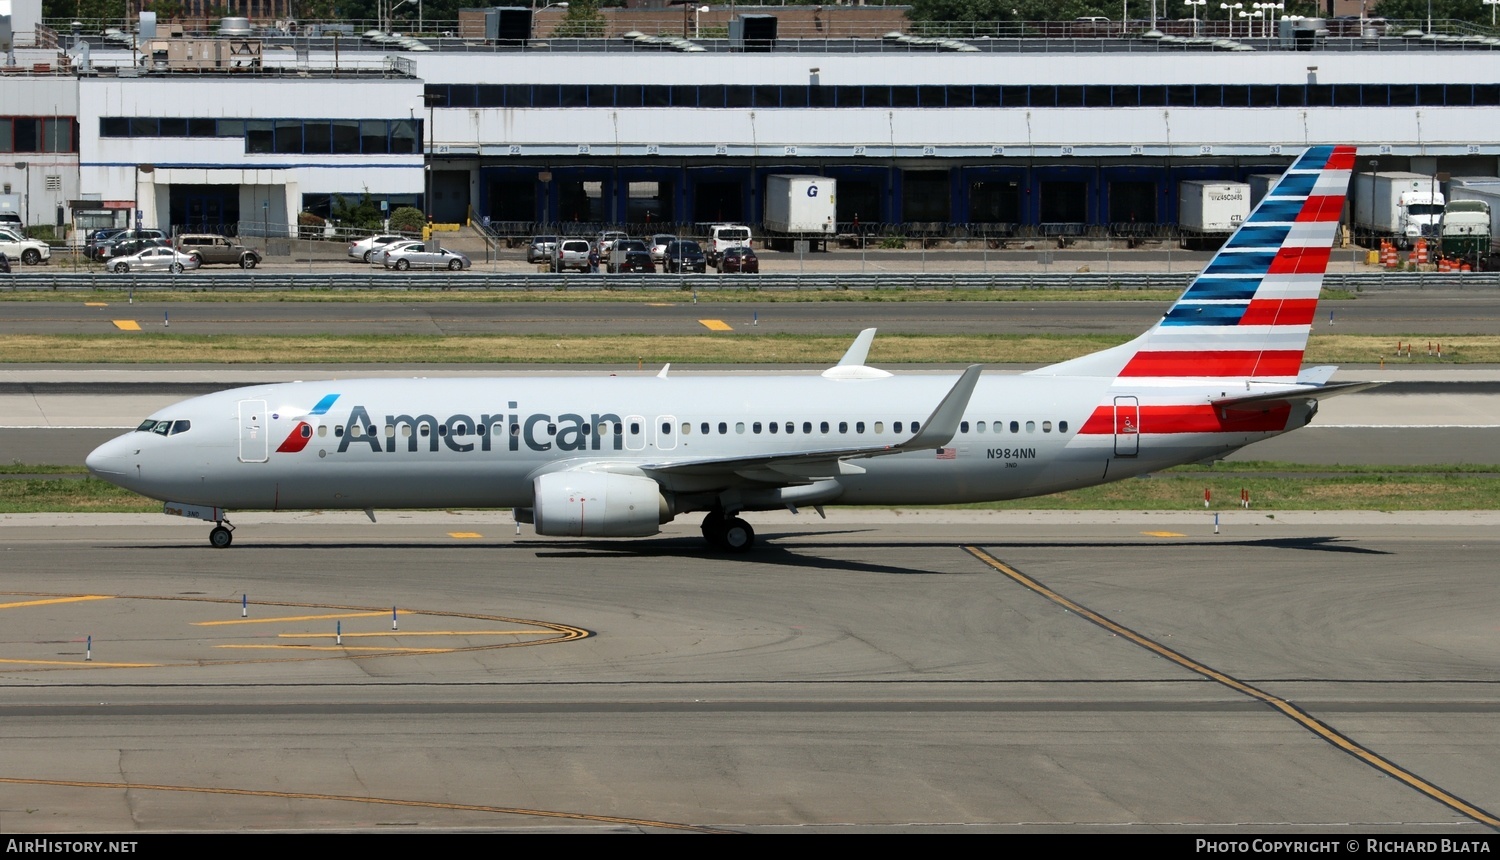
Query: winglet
xmin=838 ymin=328 xmax=878 ymax=366
xmin=656 ymin=363 xmax=671 ymax=379
xmin=901 ymin=365 xmax=983 ymax=451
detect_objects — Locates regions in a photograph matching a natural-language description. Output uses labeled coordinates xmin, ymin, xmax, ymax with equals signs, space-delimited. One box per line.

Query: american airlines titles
xmin=335 ymin=406 xmax=624 ymax=455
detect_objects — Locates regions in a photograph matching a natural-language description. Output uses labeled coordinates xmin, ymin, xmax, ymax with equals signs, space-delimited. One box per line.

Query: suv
xmin=662 ymin=239 xmax=706 ymax=273
xmin=705 ymin=224 xmax=752 ymax=270
xmin=177 ymin=233 xmax=262 ymax=268
xmin=608 ymin=239 xmax=653 ymax=273
xmin=0 ymin=227 xmax=51 ymax=265
xmin=552 ymin=238 xmax=592 ymax=272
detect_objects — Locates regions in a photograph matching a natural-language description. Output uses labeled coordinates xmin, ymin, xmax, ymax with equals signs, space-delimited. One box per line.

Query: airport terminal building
xmin=5 ymin=6 xmax=1500 ymax=242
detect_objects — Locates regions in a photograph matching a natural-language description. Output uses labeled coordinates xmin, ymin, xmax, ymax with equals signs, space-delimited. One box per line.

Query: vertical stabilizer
xmin=1033 ymin=145 xmax=1355 ymax=381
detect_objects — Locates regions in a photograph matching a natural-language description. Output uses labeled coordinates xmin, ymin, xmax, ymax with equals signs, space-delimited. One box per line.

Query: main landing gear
xmin=209 ymin=519 xmax=235 ymax=548
xmin=701 ymin=511 xmax=755 ymax=553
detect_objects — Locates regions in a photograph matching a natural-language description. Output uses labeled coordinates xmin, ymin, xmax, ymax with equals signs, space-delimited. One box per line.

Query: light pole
xmin=1184 ymin=0 xmax=1205 ymax=37
xmin=1487 ymin=0 xmax=1500 ymax=28
xmin=1253 ymin=2 xmax=1281 ymax=39
xmin=1239 ymin=9 xmax=1260 ymax=38
xmin=1220 ymin=2 xmax=1242 ymax=37
xmin=423 ymin=92 xmax=444 ymax=232
xmin=695 ymin=5 xmax=709 ymax=38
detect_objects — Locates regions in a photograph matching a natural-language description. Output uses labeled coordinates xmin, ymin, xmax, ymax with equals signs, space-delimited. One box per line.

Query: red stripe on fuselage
xmin=1239 ymin=298 xmax=1318 ymax=327
xmin=276 ymin=421 xmax=312 ymax=453
xmin=1080 ymin=403 xmax=1293 ymax=435
xmin=1118 ymin=350 xmax=1304 ymax=378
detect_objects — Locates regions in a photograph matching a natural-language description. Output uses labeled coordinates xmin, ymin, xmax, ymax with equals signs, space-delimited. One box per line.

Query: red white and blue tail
xmin=1034 ymin=145 xmax=1355 ymax=383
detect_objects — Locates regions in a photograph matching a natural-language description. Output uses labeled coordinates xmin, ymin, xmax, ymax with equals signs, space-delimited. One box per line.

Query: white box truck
xmin=1177 ymin=180 xmax=1249 ymax=249
xmin=1447 ymin=177 xmax=1500 ymax=237
xmin=763 ymin=174 xmax=836 ymax=252
xmin=1352 ymin=171 xmax=1443 ymax=248
xmin=1444 ymin=177 xmax=1500 ymax=270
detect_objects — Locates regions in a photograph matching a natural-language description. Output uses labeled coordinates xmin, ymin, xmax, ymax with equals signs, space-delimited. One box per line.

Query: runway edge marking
xmin=962 ymin=544 xmax=1500 ymax=831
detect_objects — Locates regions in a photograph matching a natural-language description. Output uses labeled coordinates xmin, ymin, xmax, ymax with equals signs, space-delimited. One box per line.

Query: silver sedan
xmin=382 ymin=243 xmax=472 ymax=271
xmin=110 ymin=246 xmax=202 ymax=274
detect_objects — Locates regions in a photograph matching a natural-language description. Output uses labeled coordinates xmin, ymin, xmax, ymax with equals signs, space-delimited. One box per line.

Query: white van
xmin=706 ymin=224 xmax=752 ymax=269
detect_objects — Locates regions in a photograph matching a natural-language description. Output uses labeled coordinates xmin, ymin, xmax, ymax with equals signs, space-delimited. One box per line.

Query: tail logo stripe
xmin=1118 ymin=144 xmax=1354 ymax=382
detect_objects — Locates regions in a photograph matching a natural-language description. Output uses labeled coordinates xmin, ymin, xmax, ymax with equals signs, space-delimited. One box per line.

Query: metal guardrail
xmin=5 ymin=271 xmax=1499 ymax=293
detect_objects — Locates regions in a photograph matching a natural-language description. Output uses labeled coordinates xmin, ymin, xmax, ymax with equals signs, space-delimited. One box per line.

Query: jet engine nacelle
xmin=532 ymin=472 xmax=670 ymax=537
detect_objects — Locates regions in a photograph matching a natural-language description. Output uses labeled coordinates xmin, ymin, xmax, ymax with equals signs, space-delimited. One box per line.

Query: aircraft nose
xmin=85 ymin=434 xmax=136 ymax=478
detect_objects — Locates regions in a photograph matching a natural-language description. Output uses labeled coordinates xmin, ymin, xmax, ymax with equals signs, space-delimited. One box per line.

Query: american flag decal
xmin=936 ymin=447 xmax=956 ymax=460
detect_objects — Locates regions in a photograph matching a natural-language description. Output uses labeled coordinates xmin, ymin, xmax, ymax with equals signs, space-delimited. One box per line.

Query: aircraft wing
xmin=640 ymin=364 xmax=983 ymax=482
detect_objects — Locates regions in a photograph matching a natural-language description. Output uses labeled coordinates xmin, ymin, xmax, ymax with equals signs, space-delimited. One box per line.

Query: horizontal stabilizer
xmin=1211 ymin=379 xmax=1385 ymax=410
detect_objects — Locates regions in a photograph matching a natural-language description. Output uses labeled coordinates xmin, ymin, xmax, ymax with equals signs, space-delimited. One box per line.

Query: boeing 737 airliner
xmin=87 ymin=145 xmax=1377 ymax=551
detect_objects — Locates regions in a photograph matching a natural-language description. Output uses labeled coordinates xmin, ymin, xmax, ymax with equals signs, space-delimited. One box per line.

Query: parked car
xmin=95 ymin=229 xmax=166 ymax=261
xmin=383 ymin=243 xmax=472 ymax=270
xmin=370 ymin=239 xmax=423 ymax=267
xmin=610 ymin=244 xmax=655 ymax=274
xmin=608 ymin=239 xmax=652 ymax=273
xmin=662 ymin=239 xmax=706 ymax=273
xmin=176 ymin=233 xmax=262 ymax=269
xmin=594 ymin=230 xmax=628 ymax=263
xmin=717 ymin=245 xmax=759 ymax=274
xmin=0 ymin=227 xmax=52 ymax=265
xmin=347 ymin=233 xmax=411 ymax=263
xmin=109 ymin=245 xmax=201 ymax=274
xmin=526 ymin=235 xmax=559 ymax=264
xmin=86 ymin=228 xmax=129 ymax=260
xmin=648 ymin=233 xmax=677 ymax=263
xmin=552 ymin=238 xmax=592 ymax=273
xmin=107 ymin=237 xmax=171 ymax=260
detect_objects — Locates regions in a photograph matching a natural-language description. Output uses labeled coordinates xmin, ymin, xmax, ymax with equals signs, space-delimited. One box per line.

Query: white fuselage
xmin=85 ymin=371 xmax=1305 ymax=514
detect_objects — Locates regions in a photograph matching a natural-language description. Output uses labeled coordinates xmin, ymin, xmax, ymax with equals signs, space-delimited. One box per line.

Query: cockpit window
xmin=139 ymin=419 xmax=191 ymax=436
